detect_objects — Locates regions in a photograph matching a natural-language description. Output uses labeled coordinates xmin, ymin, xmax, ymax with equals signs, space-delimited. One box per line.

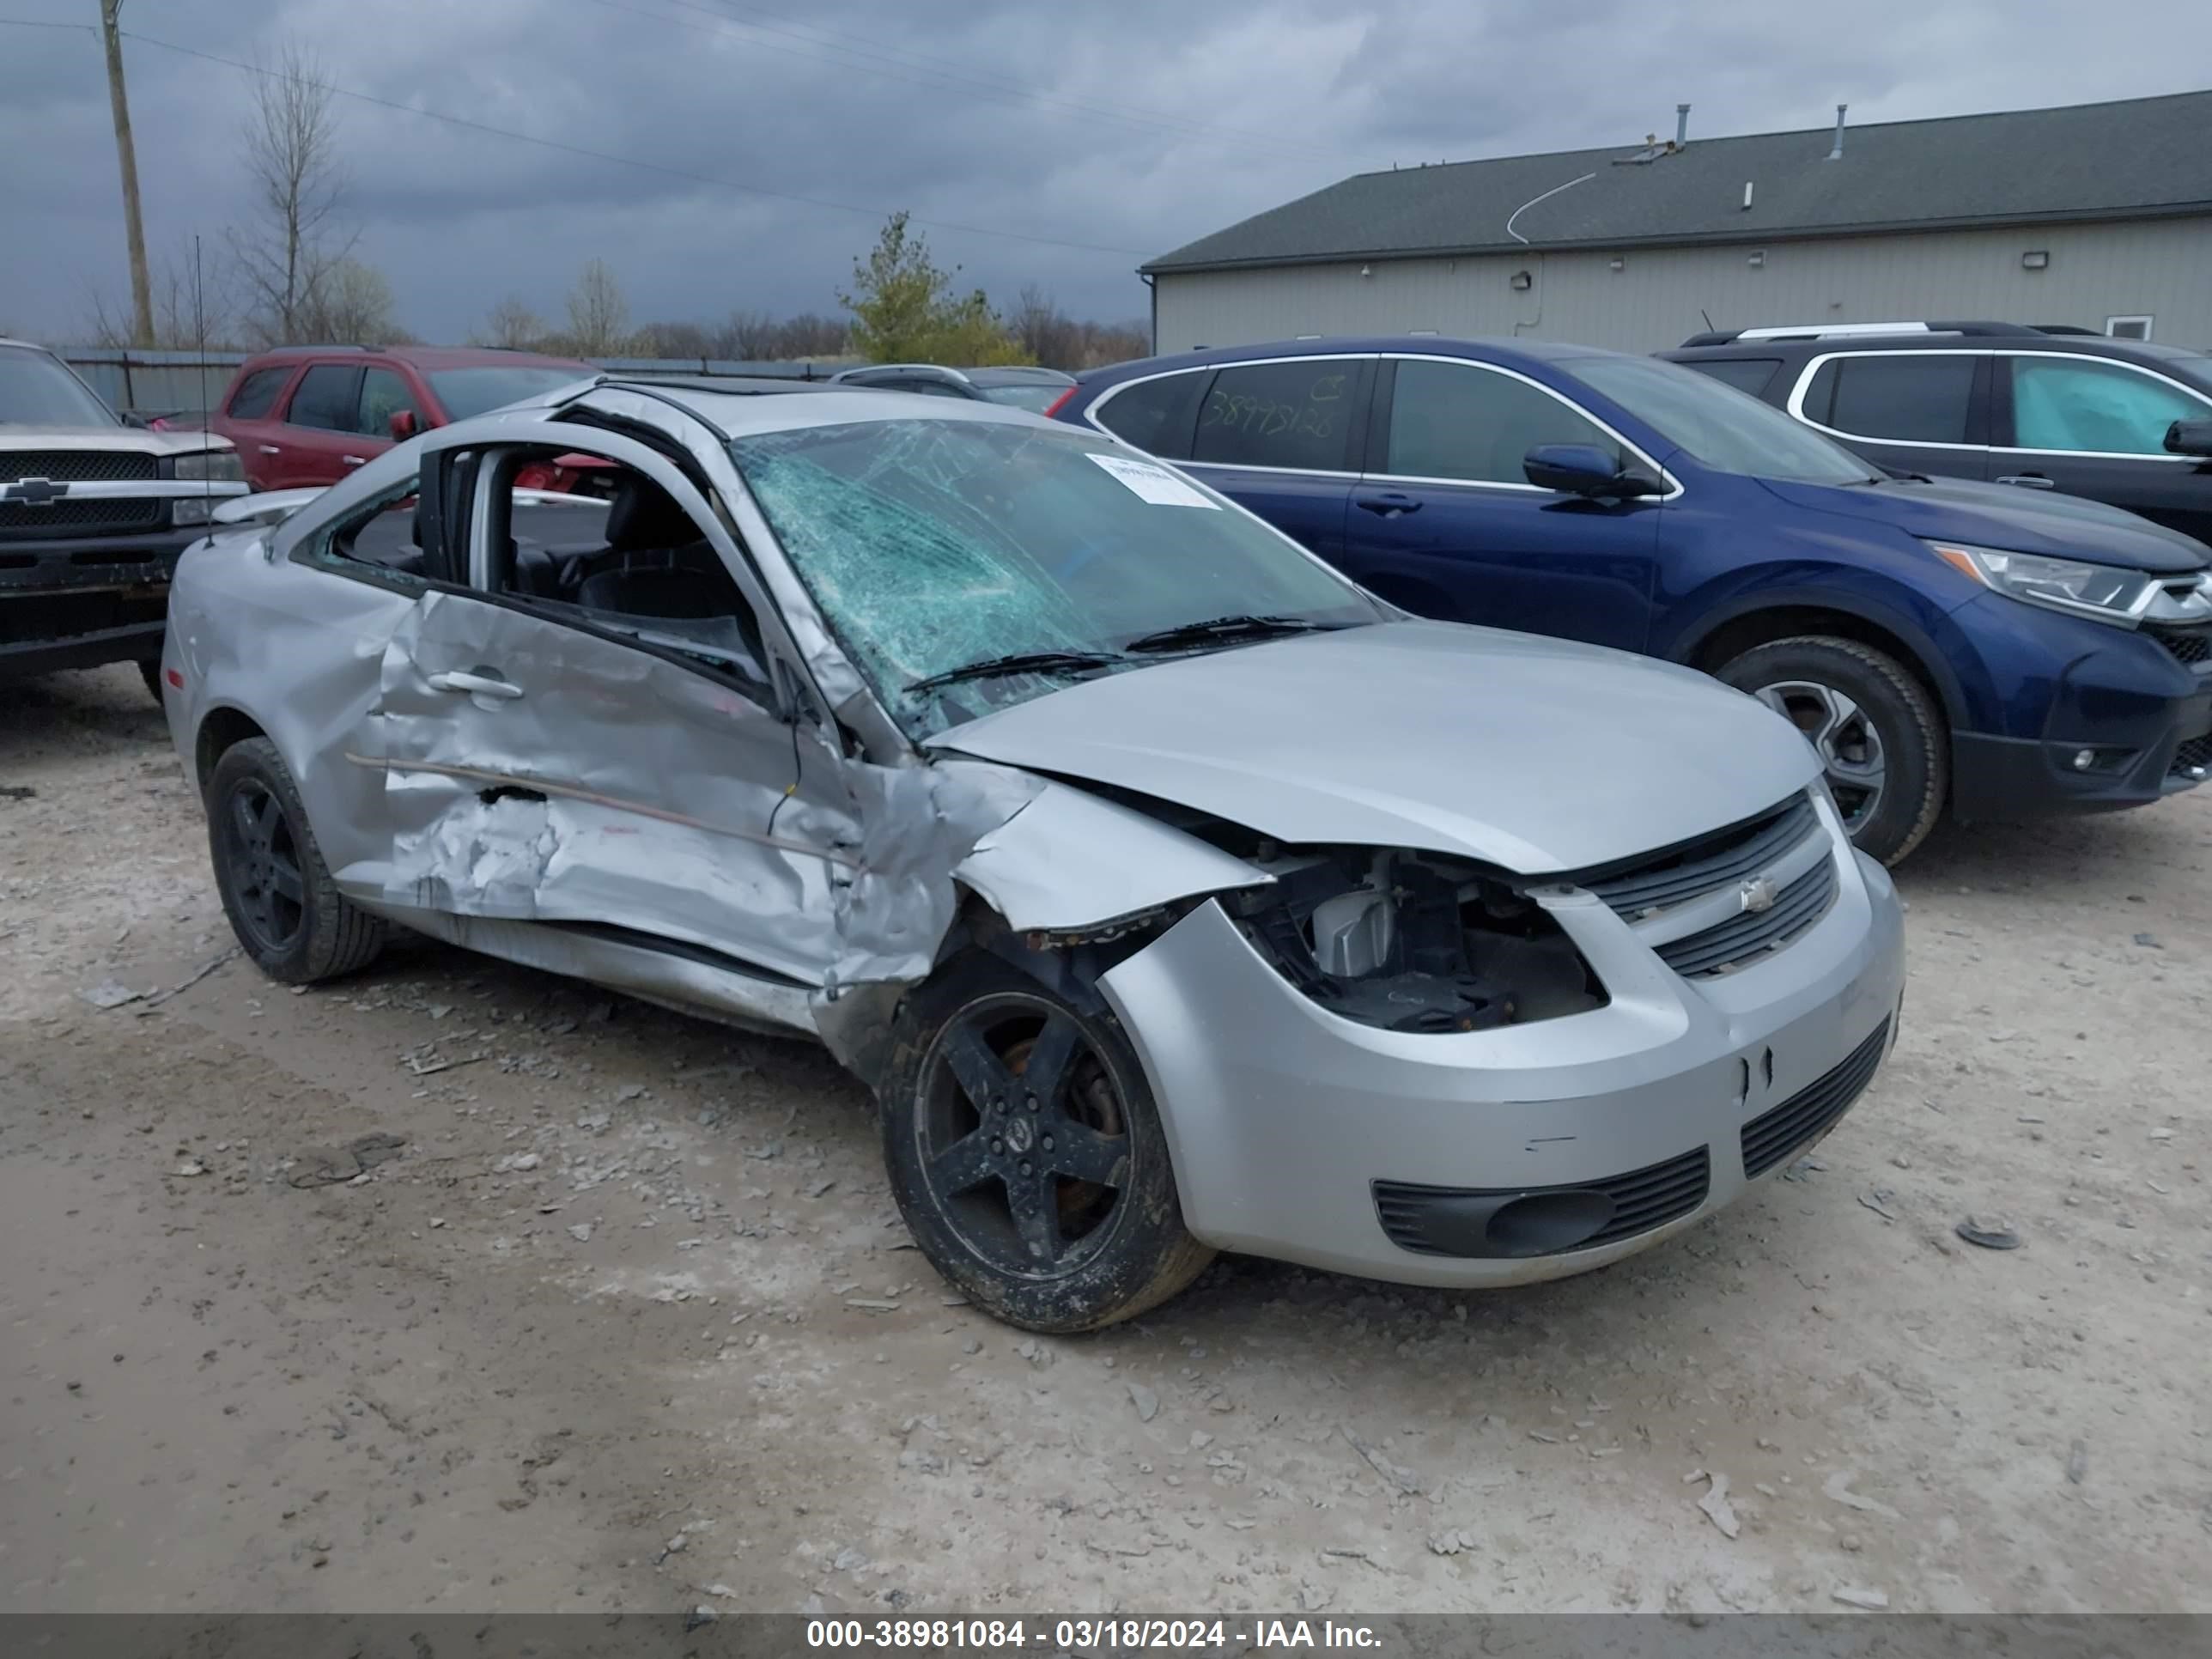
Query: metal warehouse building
xmin=1144 ymin=90 xmax=2212 ymax=354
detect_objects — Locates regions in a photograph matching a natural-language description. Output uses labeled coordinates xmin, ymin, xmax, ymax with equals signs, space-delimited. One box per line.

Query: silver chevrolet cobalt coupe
xmin=161 ymin=377 xmax=1905 ymax=1331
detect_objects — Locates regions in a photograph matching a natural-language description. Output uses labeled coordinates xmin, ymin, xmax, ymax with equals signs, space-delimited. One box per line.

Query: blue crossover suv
xmin=1055 ymin=338 xmax=2212 ymax=863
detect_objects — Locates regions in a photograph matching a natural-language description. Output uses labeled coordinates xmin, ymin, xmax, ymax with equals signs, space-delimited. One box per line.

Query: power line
xmin=97 ymin=26 xmax=1158 ymax=258
xmin=578 ymin=0 xmax=1351 ymax=165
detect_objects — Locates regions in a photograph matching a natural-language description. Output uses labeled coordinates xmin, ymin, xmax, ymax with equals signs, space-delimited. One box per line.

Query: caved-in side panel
xmin=378 ymin=588 xmax=843 ymax=983
xmin=785 ymin=756 xmax=1041 ymax=987
xmin=377 ymin=591 xmax=1043 ymax=1000
xmin=170 ymin=531 xmax=410 ymax=875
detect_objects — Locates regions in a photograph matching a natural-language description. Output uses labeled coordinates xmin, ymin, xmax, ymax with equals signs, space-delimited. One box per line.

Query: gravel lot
xmin=3 ymin=663 xmax=2207 ymax=1615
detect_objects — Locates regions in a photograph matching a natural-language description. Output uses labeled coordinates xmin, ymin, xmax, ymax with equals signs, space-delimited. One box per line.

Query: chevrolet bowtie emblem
xmin=3 ymin=477 xmax=67 ymax=507
xmin=1740 ymin=876 xmax=1779 ymax=914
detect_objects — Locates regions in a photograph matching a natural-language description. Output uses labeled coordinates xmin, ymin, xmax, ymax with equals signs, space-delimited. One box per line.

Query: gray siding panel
xmin=1153 ymin=217 xmax=2212 ymax=354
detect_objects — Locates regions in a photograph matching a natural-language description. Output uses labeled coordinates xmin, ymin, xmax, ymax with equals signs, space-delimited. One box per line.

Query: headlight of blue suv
xmin=172 ymin=450 xmax=245 ymax=483
xmin=1924 ymin=540 xmax=2157 ymax=627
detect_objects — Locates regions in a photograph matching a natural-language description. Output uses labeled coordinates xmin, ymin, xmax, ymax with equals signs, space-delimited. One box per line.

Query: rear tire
xmin=138 ymin=659 xmax=163 ymax=703
xmin=879 ymin=953 xmax=1212 ymax=1334
xmin=1717 ymin=635 xmax=1946 ymax=866
xmin=208 ymin=737 xmax=386 ymax=984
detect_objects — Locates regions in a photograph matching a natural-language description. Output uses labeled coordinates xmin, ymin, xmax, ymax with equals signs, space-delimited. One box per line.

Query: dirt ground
xmin=3 ymin=663 xmax=2207 ymax=1617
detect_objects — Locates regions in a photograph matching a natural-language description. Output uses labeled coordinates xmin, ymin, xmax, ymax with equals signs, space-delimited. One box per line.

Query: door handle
xmin=1995 ymin=473 xmax=2055 ymax=488
xmin=341 ymin=455 xmax=367 ymax=467
xmin=427 ymin=670 xmax=524 ymax=701
xmin=1355 ymin=491 xmax=1423 ymax=516
xmin=257 ymin=444 xmax=282 ymax=455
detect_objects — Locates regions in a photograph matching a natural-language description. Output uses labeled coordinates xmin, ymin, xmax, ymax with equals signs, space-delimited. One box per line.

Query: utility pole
xmin=99 ymin=0 xmax=155 ymax=348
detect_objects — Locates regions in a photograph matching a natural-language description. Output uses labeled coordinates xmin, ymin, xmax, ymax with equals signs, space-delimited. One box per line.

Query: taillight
xmin=514 ymin=463 xmax=554 ymax=491
xmin=164 ymin=667 xmax=185 ymax=690
xmin=1042 ymin=386 xmax=1076 ymax=418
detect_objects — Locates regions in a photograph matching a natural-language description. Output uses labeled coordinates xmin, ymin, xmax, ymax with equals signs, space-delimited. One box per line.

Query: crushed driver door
xmin=374 ymin=436 xmax=860 ymax=991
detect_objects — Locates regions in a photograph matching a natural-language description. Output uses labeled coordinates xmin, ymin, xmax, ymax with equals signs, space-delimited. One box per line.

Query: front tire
xmin=208 ymin=737 xmax=386 ymax=984
xmin=879 ymin=954 xmax=1213 ymax=1334
xmin=138 ymin=659 xmax=164 ymax=704
xmin=1717 ymin=635 xmax=1946 ymax=866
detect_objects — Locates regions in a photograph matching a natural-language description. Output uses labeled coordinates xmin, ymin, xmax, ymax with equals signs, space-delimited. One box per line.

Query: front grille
xmin=1741 ymin=1018 xmax=1891 ymax=1180
xmin=0 ymin=497 xmax=165 ymax=533
xmin=1374 ymin=1146 xmax=1711 ymax=1257
xmin=1585 ymin=794 xmax=1818 ymax=917
xmin=1581 ymin=792 xmax=1838 ymax=978
xmin=1656 ymin=858 xmax=1838 ymax=977
xmin=0 ymin=450 xmax=157 ymax=483
xmin=2170 ymin=732 xmax=2212 ymax=780
xmin=2145 ymin=623 xmax=2212 ymax=668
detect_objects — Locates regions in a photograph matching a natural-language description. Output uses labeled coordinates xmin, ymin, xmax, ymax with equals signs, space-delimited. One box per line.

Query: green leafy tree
xmin=839 ymin=213 xmax=1031 ymax=366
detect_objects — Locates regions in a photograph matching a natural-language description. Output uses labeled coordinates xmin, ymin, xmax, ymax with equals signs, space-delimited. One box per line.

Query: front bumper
xmin=0 ymin=524 xmax=207 ymax=677
xmin=1948 ymin=592 xmax=2210 ymax=820
xmin=1099 ymin=810 xmax=1907 ymax=1287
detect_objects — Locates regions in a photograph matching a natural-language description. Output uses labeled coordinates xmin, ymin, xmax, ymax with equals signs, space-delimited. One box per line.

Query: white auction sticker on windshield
xmin=1086 ymin=453 xmax=1220 ymax=508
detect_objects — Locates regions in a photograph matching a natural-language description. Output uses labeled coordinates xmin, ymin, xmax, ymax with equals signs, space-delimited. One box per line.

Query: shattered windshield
xmin=728 ymin=418 xmax=1381 ymax=736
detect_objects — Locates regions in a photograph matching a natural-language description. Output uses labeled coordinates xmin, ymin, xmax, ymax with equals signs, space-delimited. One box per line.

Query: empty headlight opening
xmin=1230 ymin=844 xmax=1607 ymax=1032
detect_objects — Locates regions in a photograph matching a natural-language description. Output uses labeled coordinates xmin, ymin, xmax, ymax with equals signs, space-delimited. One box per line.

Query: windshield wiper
xmin=1122 ymin=614 xmax=1337 ymax=653
xmin=905 ymin=649 xmax=1126 ymax=694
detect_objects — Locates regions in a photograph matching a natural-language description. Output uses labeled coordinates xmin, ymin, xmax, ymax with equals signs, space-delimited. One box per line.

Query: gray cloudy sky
xmin=3 ymin=0 xmax=2208 ymax=344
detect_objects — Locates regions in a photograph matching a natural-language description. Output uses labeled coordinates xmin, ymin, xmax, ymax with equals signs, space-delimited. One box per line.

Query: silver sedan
xmin=160 ymin=377 xmax=1905 ymax=1331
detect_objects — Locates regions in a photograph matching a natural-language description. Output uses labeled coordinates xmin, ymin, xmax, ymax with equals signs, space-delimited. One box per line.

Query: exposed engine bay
xmin=1225 ymin=842 xmax=1607 ymax=1033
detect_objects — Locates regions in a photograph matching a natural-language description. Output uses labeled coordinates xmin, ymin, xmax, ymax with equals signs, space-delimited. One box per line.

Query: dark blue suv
xmin=1054 ymin=337 xmax=2212 ymax=863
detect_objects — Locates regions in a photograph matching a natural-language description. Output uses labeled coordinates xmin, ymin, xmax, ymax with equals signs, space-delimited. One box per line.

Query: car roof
xmin=1666 ymin=332 xmax=2201 ymax=369
xmin=243 ymin=344 xmax=595 ymax=372
xmin=574 ymin=380 xmax=1072 ymax=439
xmin=1083 ymin=334 xmax=1622 ymax=383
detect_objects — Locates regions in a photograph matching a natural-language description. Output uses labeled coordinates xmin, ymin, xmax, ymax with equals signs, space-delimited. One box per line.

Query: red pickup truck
xmin=209 ymin=345 xmax=608 ymax=493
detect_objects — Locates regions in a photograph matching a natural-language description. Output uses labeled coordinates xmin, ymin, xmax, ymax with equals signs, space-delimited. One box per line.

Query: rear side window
xmin=357 ymin=367 xmax=416 ymax=434
xmin=1680 ymin=358 xmax=1782 ymax=398
xmin=226 ymin=366 xmax=292 ymax=421
xmin=1382 ymin=359 xmax=1611 ymax=484
xmin=1802 ymin=355 xmax=1977 ymax=444
xmin=1091 ymin=371 xmax=1206 ymax=459
xmin=287 ymin=364 xmax=361 ymax=431
xmin=2009 ymin=356 xmax=2212 ymax=454
xmin=1193 ymin=360 xmax=1358 ymax=471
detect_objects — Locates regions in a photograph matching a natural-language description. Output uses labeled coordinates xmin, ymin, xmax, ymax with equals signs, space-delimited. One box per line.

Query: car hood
xmin=1759 ymin=475 xmax=2209 ymax=573
xmin=925 ymin=621 xmax=1820 ymax=875
xmin=0 ymin=423 xmax=239 ymax=459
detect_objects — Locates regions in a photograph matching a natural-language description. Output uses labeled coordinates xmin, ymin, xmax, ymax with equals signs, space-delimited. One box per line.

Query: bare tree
xmin=771 ymin=313 xmax=850 ymax=359
xmin=88 ymin=239 xmax=238 ymax=350
xmin=633 ymin=319 xmax=713 ymax=360
xmin=228 ymin=40 xmax=355 ymax=344
xmin=564 ymin=259 xmax=632 ymax=357
xmin=475 ymin=294 xmax=546 ymax=349
xmin=1008 ymin=283 xmax=1080 ymax=369
xmin=301 ymin=259 xmax=400 ymax=344
xmin=712 ymin=308 xmax=781 ymax=360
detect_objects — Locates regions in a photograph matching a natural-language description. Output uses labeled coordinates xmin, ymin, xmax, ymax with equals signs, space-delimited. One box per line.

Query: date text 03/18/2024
xmin=804 ymin=1620 xmax=1383 ymax=1650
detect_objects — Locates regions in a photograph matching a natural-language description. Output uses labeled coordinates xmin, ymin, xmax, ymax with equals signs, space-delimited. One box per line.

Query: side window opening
xmin=1824 ymin=355 xmax=1977 ymax=444
xmin=299 ymin=469 xmax=426 ymax=582
xmin=286 ymin=364 xmax=362 ymax=431
xmin=1194 ymin=360 xmax=1360 ymax=471
xmin=2009 ymin=356 xmax=2212 ymax=455
xmin=1091 ymin=371 xmax=1205 ymax=460
xmin=1382 ymin=360 xmax=1613 ymax=484
xmin=482 ymin=446 xmax=773 ymax=700
xmin=226 ymin=366 xmax=291 ymax=421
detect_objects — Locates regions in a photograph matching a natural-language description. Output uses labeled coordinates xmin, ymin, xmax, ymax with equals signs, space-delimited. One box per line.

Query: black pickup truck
xmin=3 ymin=338 xmax=249 ymax=696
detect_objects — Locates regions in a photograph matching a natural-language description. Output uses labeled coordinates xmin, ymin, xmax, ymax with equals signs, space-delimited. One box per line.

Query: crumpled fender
xmin=947 ymin=773 xmax=1272 ymax=933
